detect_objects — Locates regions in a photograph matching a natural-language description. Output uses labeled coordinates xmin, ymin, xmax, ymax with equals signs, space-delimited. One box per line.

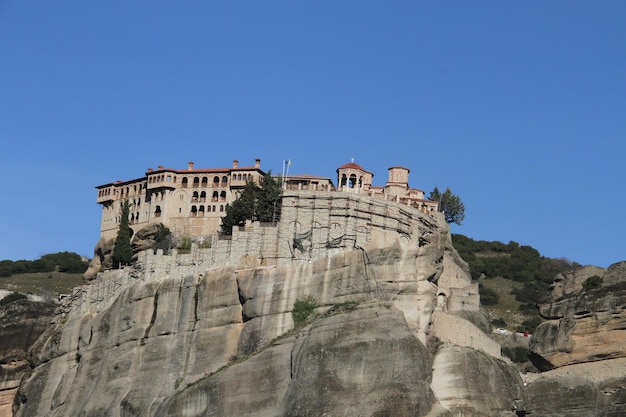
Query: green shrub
xmin=491 ymin=318 xmax=507 ymax=327
xmin=0 ymin=292 xmax=28 ymax=306
xmin=325 ymin=301 xmax=359 ymax=316
xmin=521 ymin=316 xmax=542 ymax=333
xmin=582 ymin=275 xmax=603 ymax=291
xmin=502 ymin=346 xmax=528 ymax=363
xmin=292 ymin=295 xmax=317 ymax=327
xmin=479 ymin=283 xmax=499 ymax=306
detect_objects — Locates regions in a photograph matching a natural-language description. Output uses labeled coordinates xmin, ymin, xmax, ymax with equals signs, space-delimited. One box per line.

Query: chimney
xmin=157 ymin=165 xmax=164 ymax=170
xmin=147 ymin=168 xmax=153 ymax=173
xmin=188 ymin=161 xmax=194 ymax=170
xmin=233 ymin=160 xmax=239 ymax=169
xmin=255 ymin=158 xmax=261 ymax=169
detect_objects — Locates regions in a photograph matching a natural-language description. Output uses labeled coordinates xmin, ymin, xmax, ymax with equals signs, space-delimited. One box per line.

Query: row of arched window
xmin=190 ymin=205 xmax=224 ymax=217
xmin=148 ymin=174 xmax=174 ymax=184
xmin=339 ymin=173 xmax=363 ymax=188
xmin=181 ymin=176 xmax=229 ymax=188
xmin=98 ymin=183 xmax=148 ymax=199
xmin=191 ymin=190 xmax=227 ymax=202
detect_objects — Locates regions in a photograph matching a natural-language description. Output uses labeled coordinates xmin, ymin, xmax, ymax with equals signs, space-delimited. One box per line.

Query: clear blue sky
xmin=1 ymin=1 xmax=624 ymax=267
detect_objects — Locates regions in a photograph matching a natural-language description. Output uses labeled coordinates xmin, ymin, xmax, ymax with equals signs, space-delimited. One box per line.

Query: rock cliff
xmin=524 ymin=261 xmax=626 ymax=416
xmin=13 ymin=193 xmax=526 ymax=416
xmin=15 ymin=191 xmax=625 ymax=416
xmin=0 ymin=299 xmax=56 ymax=417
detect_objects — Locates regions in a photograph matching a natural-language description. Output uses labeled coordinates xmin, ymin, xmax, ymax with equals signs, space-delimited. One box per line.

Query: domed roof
xmin=336 ymin=162 xmax=373 ymax=175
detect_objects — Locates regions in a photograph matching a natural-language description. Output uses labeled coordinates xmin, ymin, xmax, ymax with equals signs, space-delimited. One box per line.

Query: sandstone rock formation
xmin=0 ymin=299 xmax=56 ymax=417
xmin=523 ymin=261 xmax=626 ymax=416
xmin=13 ymin=193 xmax=526 ymax=417
xmin=529 ymin=262 xmax=626 ymax=370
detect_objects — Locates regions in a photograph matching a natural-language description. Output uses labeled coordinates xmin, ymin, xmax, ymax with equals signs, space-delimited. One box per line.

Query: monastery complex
xmin=96 ymin=159 xmax=439 ymax=243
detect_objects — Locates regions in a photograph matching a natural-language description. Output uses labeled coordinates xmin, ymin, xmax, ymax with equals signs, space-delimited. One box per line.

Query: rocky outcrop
xmin=12 ymin=191 xmax=519 ymax=416
xmin=529 ymin=262 xmax=626 ymax=370
xmin=523 ymin=261 xmax=626 ymax=416
xmin=523 ymin=358 xmax=626 ymax=417
xmin=155 ymin=303 xmax=458 ymax=417
xmin=83 ymin=223 xmax=171 ymax=281
xmin=0 ymin=299 xmax=56 ymax=417
xmin=83 ymin=236 xmax=115 ymax=281
xmin=431 ymin=345 xmax=525 ymax=417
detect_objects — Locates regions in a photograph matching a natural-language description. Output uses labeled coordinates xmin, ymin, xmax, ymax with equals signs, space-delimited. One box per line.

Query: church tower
xmin=336 ymin=161 xmax=373 ymax=193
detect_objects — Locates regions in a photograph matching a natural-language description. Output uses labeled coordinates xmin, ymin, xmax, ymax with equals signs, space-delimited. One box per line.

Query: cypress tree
xmin=113 ymin=200 xmax=133 ymax=267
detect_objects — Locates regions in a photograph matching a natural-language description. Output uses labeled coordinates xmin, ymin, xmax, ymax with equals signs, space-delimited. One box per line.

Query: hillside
xmin=451 ymin=234 xmax=578 ymax=333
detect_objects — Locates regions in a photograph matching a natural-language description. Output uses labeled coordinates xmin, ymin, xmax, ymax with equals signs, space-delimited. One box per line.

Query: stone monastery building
xmin=96 ymin=159 xmax=438 ymax=242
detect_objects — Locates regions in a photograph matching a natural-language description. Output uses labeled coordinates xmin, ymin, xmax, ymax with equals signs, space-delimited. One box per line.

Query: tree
xmin=221 ymin=173 xmax=282 ymax=234
xmin=113 ymin=200 xmax=133 ymax=267
xmin=221 ymin=180 xmax=259 ymax=234
xmin=429 ymin=187 xmax=465 ymax=225
xmin=256 ymin=172 xmax=281 ymax=222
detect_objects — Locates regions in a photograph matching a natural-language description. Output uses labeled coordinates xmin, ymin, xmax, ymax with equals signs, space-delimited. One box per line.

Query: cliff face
xmin=0 ymin=299 xmax=56 ymax=417
xmin=524 ymin=261 xmax=626 ymax=416
xmin=13 ymin=194 xmax=525 ymax=417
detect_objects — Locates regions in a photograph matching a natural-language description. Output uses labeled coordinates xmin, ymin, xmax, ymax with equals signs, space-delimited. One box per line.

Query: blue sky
xmin=1 ymin=1 xmax=624 ymax=267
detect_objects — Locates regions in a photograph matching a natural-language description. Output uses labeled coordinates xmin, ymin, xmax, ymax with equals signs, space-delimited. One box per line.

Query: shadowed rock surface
xmin=0 ymin=299 xmax=56 ymax=417
xmin=523 ymin=261 xmax=626 ymax=416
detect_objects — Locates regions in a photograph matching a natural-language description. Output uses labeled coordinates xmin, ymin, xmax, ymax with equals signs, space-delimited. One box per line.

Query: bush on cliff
xmin=292 ymin=295 xmax=317 ymax=327
xmin=0 ymin=292 xmax=28 ymax=306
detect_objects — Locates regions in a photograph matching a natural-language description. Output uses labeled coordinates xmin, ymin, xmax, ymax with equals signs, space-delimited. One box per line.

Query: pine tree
xmin=256 ymin=172 xmax=281 ymax=222
xmin=429 ymin=186 xmax=465 ymax=225
xmin=113 ymin=200 xmax=133 ymax=267
xmin=221 ymin=173 xmax=281 ymax=234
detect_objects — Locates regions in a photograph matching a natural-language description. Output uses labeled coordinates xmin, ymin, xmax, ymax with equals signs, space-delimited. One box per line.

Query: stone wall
xmin=432 ymin=311 xmax=501 ymax=357
xmin=68 ymin=190 xmax=448 ymax=317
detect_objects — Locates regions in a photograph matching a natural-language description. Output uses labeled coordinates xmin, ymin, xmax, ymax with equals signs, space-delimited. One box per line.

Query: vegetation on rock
xmin=0 ymin=291 xmax=28 ymax=306
xmin=113 ymin=200 xmax=133 ymax=267
xmin=582 ymin=275 xmax=603 ymax=291
xmin=292 ymin=295 xmax=317 ymax=327
xmin=429 ymin=186 xmax=465 ymax=225
xmin=452 ymin=233 xmax=578 ymax=332
xmin=221 ymin=172 xmax=282 ymax=234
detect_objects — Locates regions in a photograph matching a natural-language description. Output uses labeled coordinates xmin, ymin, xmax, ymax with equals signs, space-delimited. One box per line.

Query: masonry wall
xmin=432 ymin=311 xmax=501 ymax=357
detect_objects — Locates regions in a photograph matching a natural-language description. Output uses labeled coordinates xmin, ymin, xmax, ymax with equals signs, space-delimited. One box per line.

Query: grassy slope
xmin=478 ymin=276 xmax=526 ymax=331
xmin=0 ymin=272 xmax=84 ymax=297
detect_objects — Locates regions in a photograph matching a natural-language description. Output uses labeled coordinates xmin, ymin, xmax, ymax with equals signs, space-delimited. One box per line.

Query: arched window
xmin=220 ymin=205 xmax=224 ymax=212
xmin=192 ymin=191 xmax=199 ymax=202
xmin=154 ymin=206 xmax=162 ymax=217
xmin=198 ymin=206 xmax=205 ymax=217
xmin=222 ymin=176 xmax=228 ymax=186
xmin=200 ymin=191 xmax=206 ymax=202
xmin=212 ymin=205 xmax=216 ymax=212
xmin=213 ymin=176 xmax=220 ymax=187
xmin=212 ymin=191 xmax=219 ymax=202
xmin=237 ymin=174 xmax=242 ymax=181
xmin=349 ymin=174 xmax=357 ymax=188
xmin=190 ymin=206 xmax=197 ymax=217
xmin=193 ymin=177 xmax=200 ymax=188
xmin=201 ymin=177 xmax=208 ymax=187
xmin=220 ymin=191 xmax=227 ymax=201
xmin=182 ymin=178 xmax=188 ymax=188
xmin=340 ymin=174 xmax=347 ymax=187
